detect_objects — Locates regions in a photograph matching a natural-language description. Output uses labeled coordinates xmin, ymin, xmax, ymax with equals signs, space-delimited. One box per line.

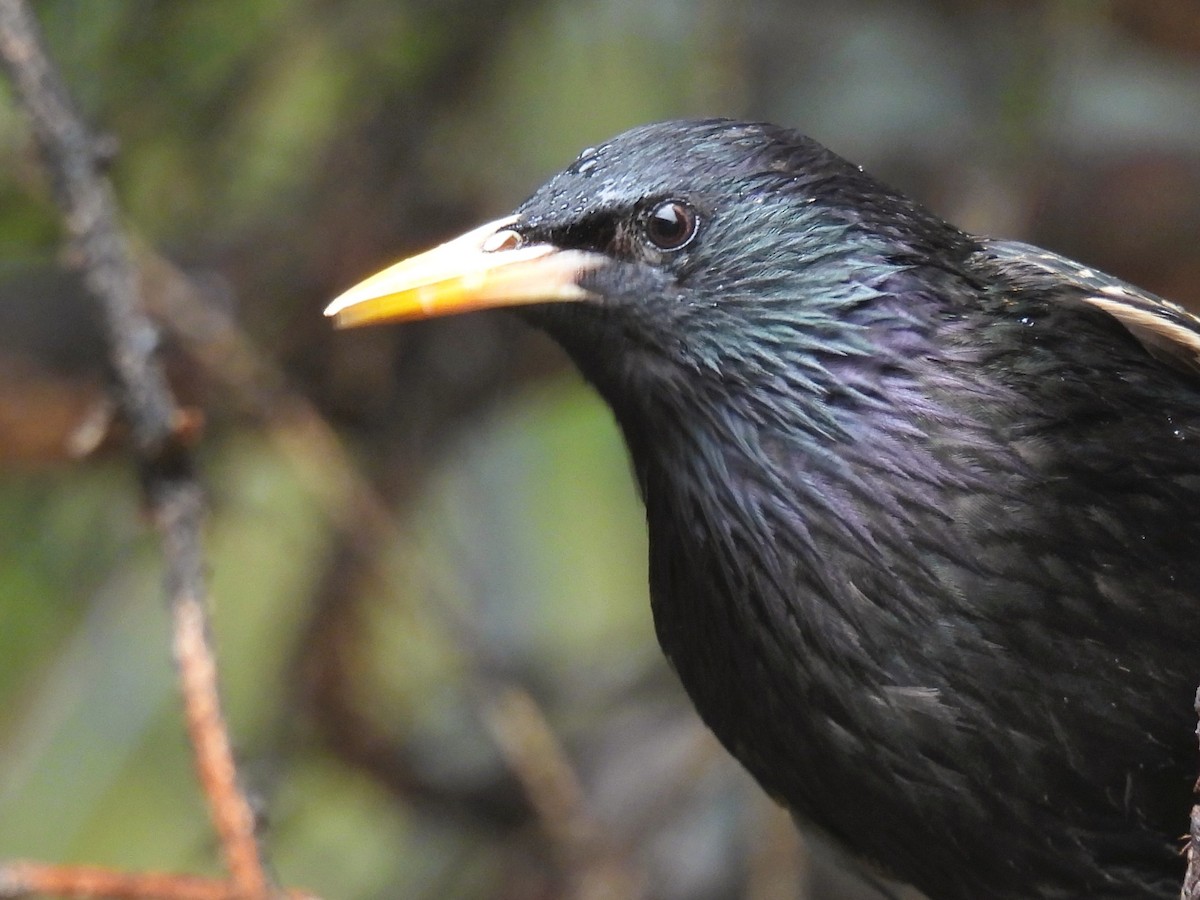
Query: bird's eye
xmin=644 ymin=200 xmax=698 ymax=251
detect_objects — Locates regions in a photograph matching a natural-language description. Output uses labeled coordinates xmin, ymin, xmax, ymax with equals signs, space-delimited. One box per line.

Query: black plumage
xmin=327 ymin=119 xmax=1200 ymax=899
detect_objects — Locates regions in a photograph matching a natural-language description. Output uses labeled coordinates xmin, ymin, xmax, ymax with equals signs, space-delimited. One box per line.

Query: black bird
xmin=326 ymin=119 xmax=1200 ymax=899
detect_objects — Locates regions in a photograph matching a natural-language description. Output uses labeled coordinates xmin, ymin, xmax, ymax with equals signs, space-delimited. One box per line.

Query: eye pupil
xmin=646 ymin=200 xmax=698 ymax=250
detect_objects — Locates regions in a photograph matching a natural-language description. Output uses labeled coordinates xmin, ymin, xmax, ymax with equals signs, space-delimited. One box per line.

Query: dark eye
xmin=644 ymin=199 xmax=698 ymax=251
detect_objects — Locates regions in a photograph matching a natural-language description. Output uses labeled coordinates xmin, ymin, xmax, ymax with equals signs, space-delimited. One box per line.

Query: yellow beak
xmin=324 ymin=215 xmax=607 ymax=328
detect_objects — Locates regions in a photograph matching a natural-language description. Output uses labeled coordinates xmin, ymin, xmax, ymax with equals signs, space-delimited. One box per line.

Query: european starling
xmin=326 ymin=119 xmax=1200 ymax=899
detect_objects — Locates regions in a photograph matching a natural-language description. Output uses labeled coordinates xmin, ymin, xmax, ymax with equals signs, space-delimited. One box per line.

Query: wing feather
xmin=983 ymin=240 xmax=1200 ymax=376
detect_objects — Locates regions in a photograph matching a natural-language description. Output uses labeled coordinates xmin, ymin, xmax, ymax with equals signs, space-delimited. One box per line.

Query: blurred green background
xmin=1 ymin=2 xmax=1199 ymax=898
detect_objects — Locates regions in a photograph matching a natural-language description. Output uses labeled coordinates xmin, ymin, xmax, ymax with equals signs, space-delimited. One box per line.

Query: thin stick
xmin=0 ymin=862 xmax=233 ymax=900
xmin=0 ymin=862 xmax=317 ymax=900
xmin=0 ymin=2 xmax=273 ymax=896
xmin=166 ymin=503 xmax=267 ymax=897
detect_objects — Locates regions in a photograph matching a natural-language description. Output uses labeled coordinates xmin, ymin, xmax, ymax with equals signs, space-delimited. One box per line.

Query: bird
xmin=325 ymin=119 xmax=1200 ymax=899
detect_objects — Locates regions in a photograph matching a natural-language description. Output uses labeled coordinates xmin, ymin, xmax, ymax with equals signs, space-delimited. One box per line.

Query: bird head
xmin=326 ymin=119 xmax=972 ymax=423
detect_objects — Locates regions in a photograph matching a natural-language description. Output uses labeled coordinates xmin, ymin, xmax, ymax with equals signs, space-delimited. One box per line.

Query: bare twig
xmin=0 ymin=2 xmax=282 ymax=897
xmin=170 ymin=548 xmax=264 ymax=895
xmin=0 ymin=0 xmax=173 ymax=454
xmin=0 ymin=862 xmax=317 ymax=900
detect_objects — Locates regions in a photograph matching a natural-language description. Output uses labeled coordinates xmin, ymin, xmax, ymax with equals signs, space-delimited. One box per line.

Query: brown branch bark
xmin=0 ymin=0 xmax=173 ymax=454
xmin=0 ymin=862 xmax=317 ymax=900
xmin=0 ymin=2 xmax=286 ymax=897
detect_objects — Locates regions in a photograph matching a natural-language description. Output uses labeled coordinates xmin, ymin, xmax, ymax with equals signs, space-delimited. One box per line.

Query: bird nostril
xmin=482 ymin=229 xmax=523 ymax=253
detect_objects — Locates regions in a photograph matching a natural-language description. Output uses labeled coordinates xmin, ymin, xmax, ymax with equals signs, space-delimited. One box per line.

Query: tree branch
xmin=0 ymin=0 xmax=173 ymax=454
xmin=0 ymin=862 xmax=317 ymax=900
xmin=0 ymin=2 xmax=285 ymax=896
